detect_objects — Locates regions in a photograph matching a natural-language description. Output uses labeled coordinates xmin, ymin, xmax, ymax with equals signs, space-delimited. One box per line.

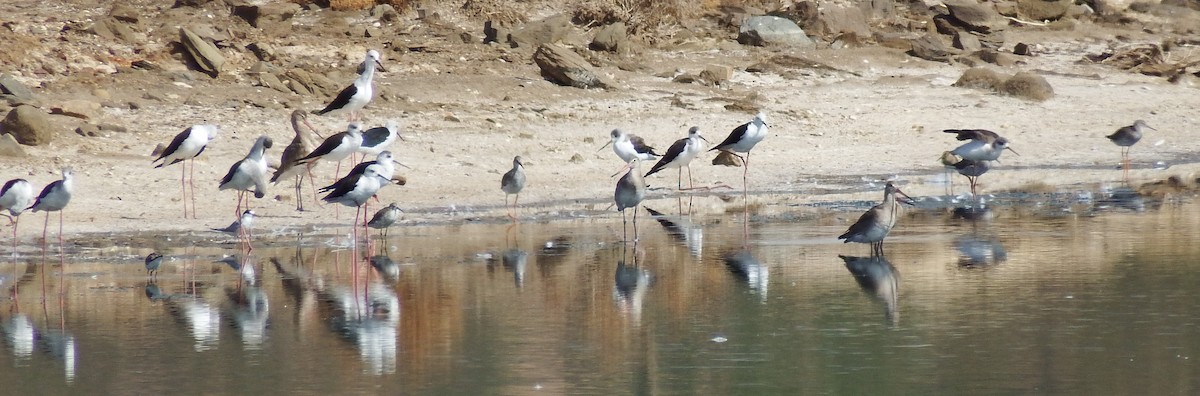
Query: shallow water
xmin=3 ymin=198 xmax=1200 ymax=395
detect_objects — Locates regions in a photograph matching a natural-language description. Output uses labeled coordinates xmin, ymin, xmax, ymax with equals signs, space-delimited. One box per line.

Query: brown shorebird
xmin=645 ymin=126 xmax=709 ymax=190
xmin=599 ymin=129 xmax=659 ymax=163
xmin=838 ymin=182 xmax=915 ymax=256
xmin=1107 ymin=119 xmax=1155 ymax=178
xmin=615 ymin=158 xmax=647 ymax=242
xmin=501 ymin=156 xmax=525 ymax=220
xmin=944 ymin=129 xmax=1018 ymax=162
xmin=271 ymin=110 xmax=322 ymax=211
xmin=953 ymin=158 xmax=991 ymax=196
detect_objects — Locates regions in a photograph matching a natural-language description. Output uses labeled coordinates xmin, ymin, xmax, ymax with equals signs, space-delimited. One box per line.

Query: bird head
xmin=367 ymin=49 xmax=386 ymax=72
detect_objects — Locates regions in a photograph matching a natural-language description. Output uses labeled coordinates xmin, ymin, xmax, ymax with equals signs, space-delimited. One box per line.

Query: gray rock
xmin=483 ymin=20 xmax=510 ymax=44
xmin=372 ymin=4 xmax=400 ymax=22
xmin=532 ymin=44 xmax=614 ymax=89
xmin=109 ymin=3 xmax=140 ymax=24
xmin=257 ymin=73 xmax=291 ymax=93
xmin=232 ymin=2 xmax=299 ymax=36
xmin=1017 ymin=0 xmax=1071 ymax=20
xmin=953 ymin=31 xmax=982 ymax=52
xmin=1 ymin=105 xmax=56 ymax=146
xmin=811 ymin=5 xmax=871 ymax=38
xmin=0 ymin=74 xmax=35 ymax=103
xmin=98 ymin=123 xmax=128 ymax=133
xmin=977 ymin=49 xmax=1020 ymax=66
xmin=1001 ymin=72 xmax=1054 ymax=101
xmin=909 ymin=33 xmax=956 ymax=62
xmin=737 ymin=16 xmax=815 ymax=49
xmin=590 ymin=22 xmax=629 ymax=53
xmin=699 ymin=65 xmax=733 ymax=86
xmin=509 ymin=15 xmax=571 ymax=49
xmin=246 ymin=42 xmax=276 ymax=61
xmin=945 ymin=0 xmax=1004 ymax=33
xmin=179 ymin=27 xmax=225 ymax=76
xmin=76 ymin=123 xmax=101 ymax=137
xmin=0 ymin=134 xmax=26 ymax=157
xmin=50 ymin=99 xmax=101 ymax=120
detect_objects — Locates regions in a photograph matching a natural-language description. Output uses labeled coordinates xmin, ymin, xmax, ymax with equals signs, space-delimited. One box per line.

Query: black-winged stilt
xmin=645 ymin=126 xmax=709 ymax=190
xmin=153 ymin=124 xmax=218 ymax=219
xmin=316 ymin=49 xmax=385 ymax=122
xmin=218 ymin=136 xmax=272 ymax=217
xmin=599 ymin=129 xmax=658 ymax=163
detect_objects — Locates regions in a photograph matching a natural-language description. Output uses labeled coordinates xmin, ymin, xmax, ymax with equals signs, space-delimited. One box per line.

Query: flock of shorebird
xmin=0 ymin=48 xmax=1161 ymax=272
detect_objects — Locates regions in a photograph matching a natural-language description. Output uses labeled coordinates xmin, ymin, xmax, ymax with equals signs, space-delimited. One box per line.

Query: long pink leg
xmin=189 ymin=159 xmax=198 ymax=219
xmin=181 ymin=162 xmax=188 ymax=218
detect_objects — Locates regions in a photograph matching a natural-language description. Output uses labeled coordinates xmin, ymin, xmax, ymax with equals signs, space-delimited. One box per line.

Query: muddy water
xmin=3 ymin=198 xmax=1200 ymax=394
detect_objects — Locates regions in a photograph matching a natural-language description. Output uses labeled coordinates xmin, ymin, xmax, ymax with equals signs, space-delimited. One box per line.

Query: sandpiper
xmin=501 ymin=156 xmax=526 ymax=220
xmin=944 ymin=129 xmax=1018 ymax=162
xmin=1107 ymin=119 xmax=1156 ymax=177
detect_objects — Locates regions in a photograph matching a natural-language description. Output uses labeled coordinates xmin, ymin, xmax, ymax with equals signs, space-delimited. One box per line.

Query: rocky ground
xmin=0 ymin=0 xmax=1198 ymax=241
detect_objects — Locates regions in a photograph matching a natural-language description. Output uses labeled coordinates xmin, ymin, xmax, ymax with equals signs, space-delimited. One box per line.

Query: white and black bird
xmin=29 ymin=168 xmax=75 ymax=251
xmin=323 ymin=151 xmax=401 ymax=189
xmin=145 ymin=252 xmax=164 ymax=278
xmin=316 ymin=49 xmax=386 ymax=122
xmin=323 ymin=167 xmax=390 ymax=253
xmin=645 ymin=126 xmax=709 ymax=190
xmin=153 ymin=124 xmax=219 ymax=219
xmin=944 ymin=129 xmax=1018 ymax=162
xmin=500 ymin=156 xmax=525 ymax=220
xmin=359 ymin=120 xmax=404 ymax=158
xmin=599 ymin=129 xmax=659 ymax=163
xmin=271 ymin=110 xmax=323 ymax=211
xmin=219 ymin=136 xmax=273 ymax=217
xmin=0 ymin=178 xmax=34 ymax=250
xmin=212 ymin=210 xmax=257 ymax=250
xmin=367 ymin=203 xmax=403 ymax=239
xmin=710 ymin=111 xmax=769 ymax=199
xmin=297 ymin=123 xmax=364 ymax=183
xmin=614 ymin=158 xmax=646 ymax=242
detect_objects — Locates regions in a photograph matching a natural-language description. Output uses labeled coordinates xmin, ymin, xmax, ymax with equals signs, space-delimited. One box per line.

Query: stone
xmin=509 ymin=15 xmax=571 ymax=49
xmin=672 ymin=74 xmax=699 ymax=84
xmin=372 ymin=4 xmax=400 ymax=22
xmin=953 ymin=67 xmax=1006 ymax=90
xmin=483 ymin=20 xmax=511 ymax=44
xmin=76 ymin=123 xmax=101 ymax=137
xmin=944 ymin=0 xmax=1004 ymax=33
xmin=1018 ymin=0 xmax=1072 ymax=20
xmin=1 ymin=105 xmax=56 ymax=146
xmin=1014 ymin=42 xmax=1032 ymax=55
xmin=1001 ymin=72 xmax=1054 ymax=101
xmin=0 ymin=134 xmax=26 ymax=157
xmin=179 ymin=27 xmax=225 ymax=76
xmin=590 ymin=22 xmax=629 ymax=53
xmin=257 ymin=73 xmax=291 ymax=93
xmin=953 ymin=31 xmax=982 ymax=51
xmin=699 ymin=65 xmax=733 ymax=86
xmin=978 ymin=49 xmax=1020 ymax=66
xmin=364 ymin=27 xmax=382 ymax=38
xmin=50 ymin=100 xmax=101 ymax=120
xmin=713 ymin=151 xmax=744 ymax=167
xmin=173 ymin=0 xmax=214 ymax=7
xmin=109 ymin=3 xmax=140 ymax=24
xmin=532 ymin=44 xmax=614 ymax=89
xmin=98 ymin=123 xmax=128 ymax=133
xmin=810 ymin=5 xmax=871 ymax=38
xmin=738 ymin=16 xmax=815 ymax=48
xmin=0 ymin=74 xmax=35 ymax=103
xmin=909 ymin=33 xmax=956 ymax=62
xmin=247 ymin=42 xmax=275 ymax=61
xmin=232 ymin=2 xmax=300 ymax=35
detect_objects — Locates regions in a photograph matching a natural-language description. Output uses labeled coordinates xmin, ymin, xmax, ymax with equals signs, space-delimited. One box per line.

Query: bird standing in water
xmin=501 ymin=156 xmax=526 ymax=221
xmin=615 ymin=158 xmax=647 ymax=243
xmin=1106 ymin=119 xmax=1156 ymax=179
xmin=645 ymin=126 xmax=708 ymax=190
xmin=838 ymin=182 xmax=915 ymax=256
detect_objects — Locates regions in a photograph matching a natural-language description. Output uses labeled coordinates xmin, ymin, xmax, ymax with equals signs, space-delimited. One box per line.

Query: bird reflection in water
xmin=839 ymin=254 xmax=899 ymax=325
xmin=145 ymin=281 xmax=166 ymax=301
xmin=369 ymin=255 xmax=400 ymax=284
xmin=325 ymin=283 xmax=400 ymax=375
xmin=613 ymin=251 xmax=652 ymax=324
xmin=225 ymin=284 xmax=270 ymax=350
xmin=644 ymin=207 xmax=703 ymax=259
xmin=2 ymin=313 xmax=35 ymax=361
xmin=955 ymin=235 xmax=1008 ymax=267
xmin=1095 ymin=186 xmax=1146 ymax=212
xmin=724 ymin=250 xmax=768 ymax=302
xmin=216 ymin=254 xmax=258 ymax=285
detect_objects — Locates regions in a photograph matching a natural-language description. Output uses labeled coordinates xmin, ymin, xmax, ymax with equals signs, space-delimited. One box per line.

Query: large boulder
xmin=810 ymin=5 xmax=871 ymax=38
xmin=737 ymin=16 xmax=815 ymax=49
xmin=179 ymin=27 xmax=225 ymax=76
xmin=509 ymin=15 xmax=571 ymax=49
xmin=0 ymin=74 xmax=35 ymax=105
xmin=1017 ymin=0 xmax=1072 ymax=20
xmin=231 ymin=1 xmax=301 ymax=35
xmin=1 ymin=105 xmax=57 ymax=146
xmin=533 ymin=44 xmax=614 ymax=89
xmin=590 ymin=22 xmax=630 ymax=53
xmin=944 ymin=0 xmax=1005 ymax=33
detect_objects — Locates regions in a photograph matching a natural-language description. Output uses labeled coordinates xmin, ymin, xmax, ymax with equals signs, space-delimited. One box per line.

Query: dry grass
xmin=290 ymin=0 xmax=413 ymax=11
xmin=463 ymin=0 xmax=529 ymax=25
xmin=570 ymin=0 xmax=702 ymax=35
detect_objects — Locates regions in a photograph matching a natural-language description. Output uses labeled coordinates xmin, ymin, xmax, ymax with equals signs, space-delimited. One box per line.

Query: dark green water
xmin=2 ymin=200 xmax=1200 ymax=395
